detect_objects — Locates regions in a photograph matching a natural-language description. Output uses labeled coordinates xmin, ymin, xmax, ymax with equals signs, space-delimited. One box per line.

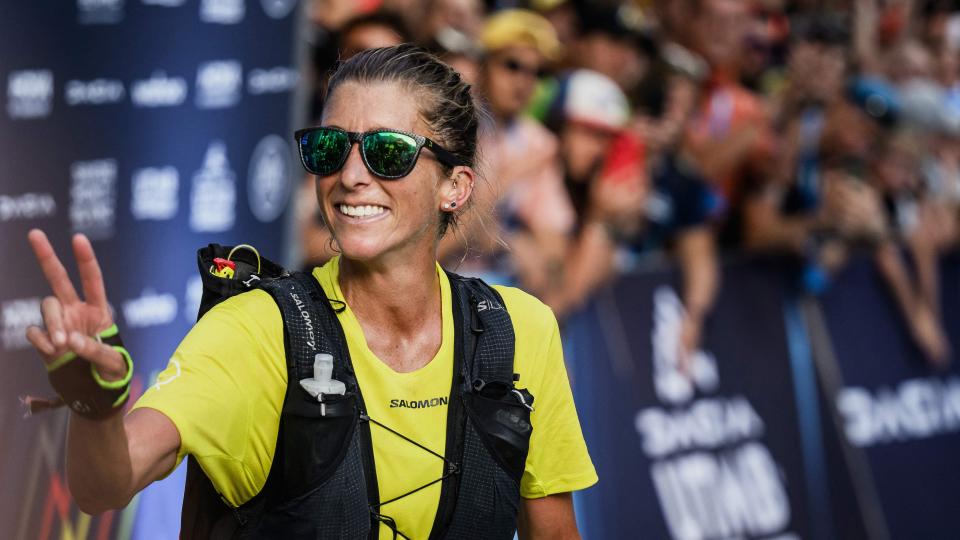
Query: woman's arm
xmin=25 ymin=230 xmax=182 ymax=514
xmin=67 ymin=408 xmax=180 ymax=514
xmin=519 ymin=493 xmax=580 ymax=540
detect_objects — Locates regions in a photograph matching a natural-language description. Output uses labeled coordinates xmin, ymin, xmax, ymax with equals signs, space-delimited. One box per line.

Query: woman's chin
xmin=336 ymin=238 xmax=389 ymax=262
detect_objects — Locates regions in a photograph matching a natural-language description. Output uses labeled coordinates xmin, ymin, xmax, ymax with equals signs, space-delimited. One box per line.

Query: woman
xmin=25 ymin=45 xmax=596 ymax=539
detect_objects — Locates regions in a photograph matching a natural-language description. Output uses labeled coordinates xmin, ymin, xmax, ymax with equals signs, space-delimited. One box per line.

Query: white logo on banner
xmin=634 ymin=287 xmax=793 ymax=540
xmin=7 ymin=70 xmax=53 ymax=119
xmin=260 ymin=0 xmax=297 ymax=19
xmin=70 ymin=159 xmax=118 ymax=239
xmin=66 ymin=79 xmax=125 ymax=106
xmin=247 ymin=66 xmax=299 ymax=95
xmin=123 ymin=289 xmax=178 ymax=328
xmin=142 ymin=0 xmax=186 ymax=6
xmin=195 ymin=60 xmax=242 ymax=109
xmin=190 ymin=141 xmax=236 ymax=232
xmin=78 ymin=0 xmax=124 ymax=24
xmin=132 ymin=166 xmax=179 ymax=220
xmin=1 ymin=298 xmax=42 ymax=350
xmin=248 ymin=135 xmax=292 ymax=222
xmin=131 ymin=72 xmax=187 ymax=108
xmin=184 ymin=275 xmax=203 ymax=323
xmin=837 ymin=377 xmax=960 ymax=447
xmin=200 ymin=0 xmax=244 ymax=24
xmin=0 ymin=193 xmax=56 ymax=222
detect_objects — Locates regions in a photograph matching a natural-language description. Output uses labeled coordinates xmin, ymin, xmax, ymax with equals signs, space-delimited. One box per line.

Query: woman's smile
xmin=336 ymin=203 xmax=390 ymax=221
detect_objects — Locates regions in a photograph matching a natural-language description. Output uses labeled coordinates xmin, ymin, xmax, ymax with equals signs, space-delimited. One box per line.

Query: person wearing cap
xmin=543 ymin=69 xmax=720 ymax=374
xmin=540 ymin=69 xmax=641 ymax=316
xmin=441 ymin=9 xmax=574 ymax=296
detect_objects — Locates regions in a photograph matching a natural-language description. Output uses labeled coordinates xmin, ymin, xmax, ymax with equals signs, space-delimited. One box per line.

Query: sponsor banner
xmin=6 ymin=69 xmax=54 ymax=119
xmin=260 ymin=0 xmax=297 ymax=19
xmin=0 ymin=3 xmax=299 ymax=538
xmin=200 ymin=0 xmax=244 ymax=24
xmin=77 ymin=0 xmax=125 ymax=24
xmin=566 ymin=259 xmax=813 ymax=540
xmin=247 ymin=66 xmax=299 ymax=95
xmin=818 ymin=254 xmax=960 ymax=539
xmin=195 ymin=60 xmax=242 ymax=109
xmin=70 ymin=158 xmax=119 ymax=239
xmin=66 ymin=78 xmax=126 ymax=106
xmin=1 ymin=297 xmax=42 ymax=351
xmin=131 ymin=166 xmax=179 ymax=220
xmin=247 ymin=134 xmax=292 ymax=223
xmin=0 ymin=192 xmax=56 ymax=222
xmin=190 ymin=141 xmax=236 ymax=232
xmin=131 ymin=71 xmax=188 ymax=108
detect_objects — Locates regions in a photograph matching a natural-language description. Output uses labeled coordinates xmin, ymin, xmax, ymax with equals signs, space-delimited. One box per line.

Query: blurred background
xmin=3 ymin=0 xmax=960 ymax=538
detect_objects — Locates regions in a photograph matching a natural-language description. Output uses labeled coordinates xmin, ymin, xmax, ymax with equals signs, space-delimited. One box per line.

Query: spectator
xmin=543 ymin=68 xmax=720 ymax=372
xmin=440 ymin=9 xmax=571 ymax=294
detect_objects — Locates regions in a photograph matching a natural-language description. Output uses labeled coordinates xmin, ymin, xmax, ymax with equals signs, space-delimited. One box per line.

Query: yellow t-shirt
xmin=133 ymin=257 xmax=597 ymax=539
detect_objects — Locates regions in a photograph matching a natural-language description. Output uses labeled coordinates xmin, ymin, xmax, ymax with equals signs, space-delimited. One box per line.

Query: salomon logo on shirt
xmin=390 ymin=396 xmax=449 ymax=409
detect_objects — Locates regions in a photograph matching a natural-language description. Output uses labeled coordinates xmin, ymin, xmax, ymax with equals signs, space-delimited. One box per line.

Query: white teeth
xmin=338 ymin=204 xmax=386 ymax=217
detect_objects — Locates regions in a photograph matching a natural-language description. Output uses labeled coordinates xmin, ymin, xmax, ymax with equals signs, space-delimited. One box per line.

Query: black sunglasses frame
xmin=294 ymin=126 xmax=465 ymax=180
xmin=499 ymin=57 xmax=549 ymax=79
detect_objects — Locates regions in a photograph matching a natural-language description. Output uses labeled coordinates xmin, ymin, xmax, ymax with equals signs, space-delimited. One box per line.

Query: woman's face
xmin=316 ymin=81 xmax=451 ymax=264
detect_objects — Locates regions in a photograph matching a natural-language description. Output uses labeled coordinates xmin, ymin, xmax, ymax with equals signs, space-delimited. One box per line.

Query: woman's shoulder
xmin=194 ymin=287 xmax=284 ymax=339
xmin=491 ymin=285 xmax=558 ymax=334
xmin=207 ymin=287 xmax=280 ymax=317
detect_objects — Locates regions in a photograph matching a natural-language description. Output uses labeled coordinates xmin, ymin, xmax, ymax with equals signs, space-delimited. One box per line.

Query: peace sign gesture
xmin=25 ymin=229 xmax=127 ymax=381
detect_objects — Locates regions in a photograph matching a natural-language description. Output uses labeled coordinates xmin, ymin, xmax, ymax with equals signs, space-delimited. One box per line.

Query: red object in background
xmin=600 ymin=130 xmax=647 ymax=185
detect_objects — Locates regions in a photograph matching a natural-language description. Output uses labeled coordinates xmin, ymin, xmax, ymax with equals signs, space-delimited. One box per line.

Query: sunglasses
xmin=294 ymin=126 xmax=464 ymax=179
xmin=499 ymin=57 xmax=548 ymax=79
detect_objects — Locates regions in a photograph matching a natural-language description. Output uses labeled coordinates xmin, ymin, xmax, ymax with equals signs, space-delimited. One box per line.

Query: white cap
xmin=561 ymin=69 xmax=630 ymax=132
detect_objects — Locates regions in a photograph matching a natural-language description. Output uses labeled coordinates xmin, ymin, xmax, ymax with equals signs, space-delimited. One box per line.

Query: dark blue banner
xmin=566 ymin=259 xmax=814 ymax=540
xmin=818 ymin=254 xmax=960 ymax=540
xmin=0 ymin=2 xmax=301 ymax=538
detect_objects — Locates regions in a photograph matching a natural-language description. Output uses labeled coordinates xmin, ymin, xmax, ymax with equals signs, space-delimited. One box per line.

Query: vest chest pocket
xmin=278 ymin=389 xmax=358 ymax=499
xmin=462 ymin=381 xmax=535 ymax=483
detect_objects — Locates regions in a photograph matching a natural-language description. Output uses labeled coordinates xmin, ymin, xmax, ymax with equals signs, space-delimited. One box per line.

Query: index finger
xmin=27 ymin=229 xmax=80 ymax=303
xmin=72 ymin=233 xmax=108 ymax=309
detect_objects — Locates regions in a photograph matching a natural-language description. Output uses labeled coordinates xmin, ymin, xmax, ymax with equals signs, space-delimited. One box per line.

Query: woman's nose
xmin=338 ymin=142 xmax=372 ymax=189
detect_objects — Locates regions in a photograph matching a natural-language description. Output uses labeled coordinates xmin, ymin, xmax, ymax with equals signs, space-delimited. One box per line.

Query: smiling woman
xmin=24 ymin=44 xmax=596 ymax=540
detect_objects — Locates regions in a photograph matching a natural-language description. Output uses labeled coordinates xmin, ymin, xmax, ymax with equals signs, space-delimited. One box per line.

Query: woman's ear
xmin=439 ymin=166 xmax=475 ymax=212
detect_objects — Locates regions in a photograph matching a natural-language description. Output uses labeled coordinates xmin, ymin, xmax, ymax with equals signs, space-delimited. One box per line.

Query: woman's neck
xmin=338 ymin=252 xmax=441 ymax=334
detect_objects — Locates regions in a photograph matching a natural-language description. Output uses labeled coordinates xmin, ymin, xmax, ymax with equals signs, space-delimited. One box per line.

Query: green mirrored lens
xmin=363 ymin=131 xmax=419 ymax=177
xmin=301 ymin=129 xmax=348 ymax=175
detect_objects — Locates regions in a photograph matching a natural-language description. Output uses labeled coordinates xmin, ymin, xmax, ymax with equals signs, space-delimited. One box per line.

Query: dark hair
xmin=325 ymin=43 xmax=481 ymax=235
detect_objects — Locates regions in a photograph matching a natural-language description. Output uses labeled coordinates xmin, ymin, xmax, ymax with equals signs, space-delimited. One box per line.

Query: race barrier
xmin=567 ymin=255 xmax=960 ymax=540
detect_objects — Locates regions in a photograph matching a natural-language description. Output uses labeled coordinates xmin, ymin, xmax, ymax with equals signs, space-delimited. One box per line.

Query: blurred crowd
xmin=296 ymin=0 xmax=960 ymax=370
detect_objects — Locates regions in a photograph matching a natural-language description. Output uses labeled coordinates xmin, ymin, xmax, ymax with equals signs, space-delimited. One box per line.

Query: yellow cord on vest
xmin=227 ymin=244 xmax=261 ymax=274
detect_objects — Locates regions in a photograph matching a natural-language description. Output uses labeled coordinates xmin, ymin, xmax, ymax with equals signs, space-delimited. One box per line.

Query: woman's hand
xmin=23 ymin=229 xmax=181 ymax=514
xmin=25 ymin=229 xmax=127 ymax=381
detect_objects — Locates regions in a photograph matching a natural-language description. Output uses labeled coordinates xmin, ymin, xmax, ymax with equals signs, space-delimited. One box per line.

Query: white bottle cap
xmin=299 ymin=353 xmax=346 ymax=398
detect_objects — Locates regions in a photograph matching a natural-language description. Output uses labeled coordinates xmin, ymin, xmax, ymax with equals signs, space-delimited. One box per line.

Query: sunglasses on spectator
xmin=498 ymin=57 xmax=548 ymax=79
xmin=295 ymin=127 xmax=464 ymax=179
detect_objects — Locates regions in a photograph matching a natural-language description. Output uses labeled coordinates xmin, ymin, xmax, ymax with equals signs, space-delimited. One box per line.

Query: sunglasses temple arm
xmin=426 ymin=140 xmax=464 ymax=169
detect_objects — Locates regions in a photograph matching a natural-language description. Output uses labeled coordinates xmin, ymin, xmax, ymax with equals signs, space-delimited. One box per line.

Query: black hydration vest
xmin=180 ymin=245 xmax=535 ymax=539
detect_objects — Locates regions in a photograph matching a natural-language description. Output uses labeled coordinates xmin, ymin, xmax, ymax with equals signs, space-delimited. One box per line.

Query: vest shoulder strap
xmin=260 ymin=271 xmax=354 ymax=384
xmin=445 ymin=271 xmax=516 ymax=385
